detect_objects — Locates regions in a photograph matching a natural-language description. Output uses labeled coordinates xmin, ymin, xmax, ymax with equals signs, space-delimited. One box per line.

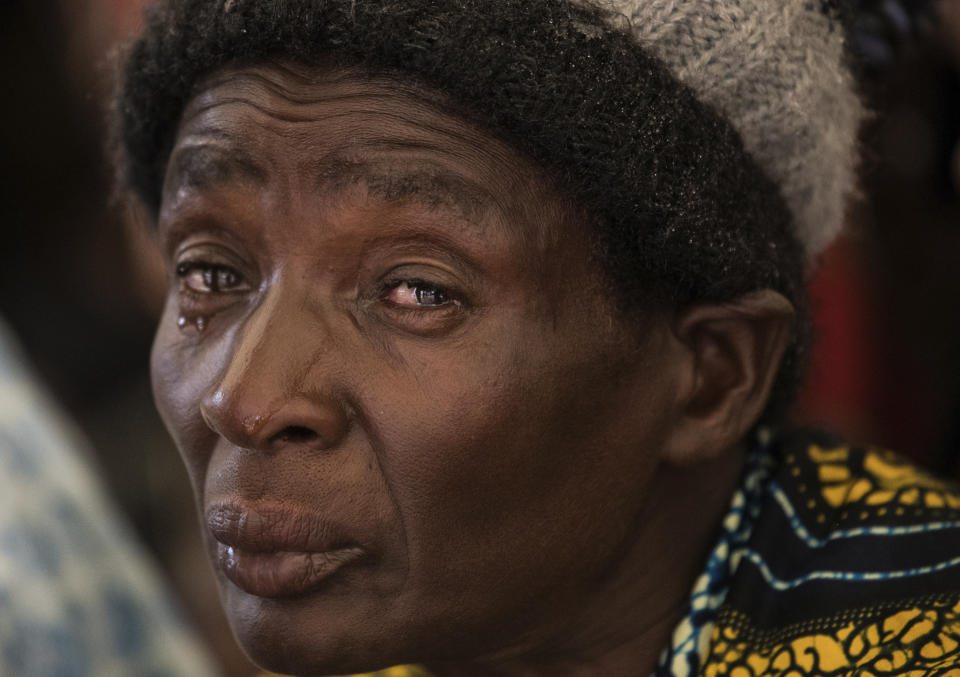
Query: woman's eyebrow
xmin=167 ymin=141 xmax=268 ymax=191
xmin=314 ymin=155 xmax=498 ymax=225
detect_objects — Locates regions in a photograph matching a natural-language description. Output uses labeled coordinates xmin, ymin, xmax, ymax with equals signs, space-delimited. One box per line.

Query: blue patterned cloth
xmin=0 ymin=320 xmax=219 ymax=677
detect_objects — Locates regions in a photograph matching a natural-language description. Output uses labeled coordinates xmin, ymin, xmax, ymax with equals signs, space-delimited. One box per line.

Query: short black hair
xmin=117 ymin=0 xmax=809 ymax=421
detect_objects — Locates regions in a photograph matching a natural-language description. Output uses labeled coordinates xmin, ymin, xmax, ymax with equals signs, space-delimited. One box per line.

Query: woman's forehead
xmin=166 ymin=63 xmax=554 ymax=225
xmin=177 ymin=63 xmax=528 ymax=175
xmin=160 ymin=62 xmax=583 ymax=276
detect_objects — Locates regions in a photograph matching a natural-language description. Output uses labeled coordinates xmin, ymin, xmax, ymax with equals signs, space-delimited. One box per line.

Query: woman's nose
xmin=199 ymin=289 xmax=349 ymax=453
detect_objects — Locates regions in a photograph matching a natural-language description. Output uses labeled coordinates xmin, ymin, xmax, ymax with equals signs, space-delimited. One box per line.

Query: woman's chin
xmin=220 ymin=582 xmax=408 ymax=677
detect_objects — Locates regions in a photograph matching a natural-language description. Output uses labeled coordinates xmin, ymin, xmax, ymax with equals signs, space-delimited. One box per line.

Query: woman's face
xmin=152 ymin=63 xmax=680 ymax=674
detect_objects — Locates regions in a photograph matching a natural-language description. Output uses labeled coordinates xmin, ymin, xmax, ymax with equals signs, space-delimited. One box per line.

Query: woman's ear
xmin=660 ymin=290 xmax=795 ymax=466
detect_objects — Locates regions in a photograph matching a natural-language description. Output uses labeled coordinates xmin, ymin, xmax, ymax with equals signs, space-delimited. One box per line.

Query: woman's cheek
xmin=150 ymin=309 xmax=222 ymax=486
xmin=375 ymin=350 xmax=536 ymax=525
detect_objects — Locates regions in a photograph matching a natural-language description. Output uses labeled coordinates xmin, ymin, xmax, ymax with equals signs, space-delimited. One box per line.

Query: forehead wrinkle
xmin=186 ymin=96 xmax=348 ymax=126
xmin=191 ymin=97 xmax=501 ymax=147
xmin=238 ymin=77 xmax=412 ymax=112
xmin=188 ymin=68 xmax=508 ymax=149
xmin=194 ymin=65 xmax=384 ymax=107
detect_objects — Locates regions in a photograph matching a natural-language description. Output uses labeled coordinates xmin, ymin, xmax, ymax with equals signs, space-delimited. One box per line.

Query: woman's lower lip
xmin=217 ymin=542 xmax=365 ymax=598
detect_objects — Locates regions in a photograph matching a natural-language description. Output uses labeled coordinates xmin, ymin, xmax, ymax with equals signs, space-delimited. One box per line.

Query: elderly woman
xmin=116 ymin=1 xmax=960 ymax=675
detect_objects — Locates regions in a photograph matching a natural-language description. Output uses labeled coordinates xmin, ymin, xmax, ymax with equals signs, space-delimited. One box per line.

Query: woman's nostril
xmin=277 ymin=425 xmax=320 ymax=445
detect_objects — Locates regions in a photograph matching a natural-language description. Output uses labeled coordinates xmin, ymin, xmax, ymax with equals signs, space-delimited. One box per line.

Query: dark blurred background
xmin=0 ymin=0 xmax=957 ymax=675
xmin=792 ymin=0 xmax=960 ymax=477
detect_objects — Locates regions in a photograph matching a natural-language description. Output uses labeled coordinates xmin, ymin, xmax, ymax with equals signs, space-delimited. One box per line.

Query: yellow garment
xmin=703 ymin=598 xmax=960 ymax=676
xmin=347 ymin=668 xmax=432 ymax=677
xmin=260 ymin=667 xmax=431 ymax=677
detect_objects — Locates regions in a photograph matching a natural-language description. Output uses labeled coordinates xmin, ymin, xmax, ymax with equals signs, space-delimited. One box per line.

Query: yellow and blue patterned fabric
xmin=661 ymin=428 xmax=960 ymax=676
xmin=0 ymin=320 xmax=218 ymax=677
xmin=697 ymin=431 xmax=960 ymax=676
xmin=272 ymin=429 xmax=960 ymax=677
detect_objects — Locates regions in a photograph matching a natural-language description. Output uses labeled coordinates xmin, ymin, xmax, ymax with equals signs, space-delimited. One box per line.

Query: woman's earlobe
xmin=661 ymin=290 xmax=795 ymax=466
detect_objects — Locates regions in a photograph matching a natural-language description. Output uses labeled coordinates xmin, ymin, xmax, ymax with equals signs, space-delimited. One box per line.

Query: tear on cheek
xmin=178 ymin=315 xmax=209 ymax=332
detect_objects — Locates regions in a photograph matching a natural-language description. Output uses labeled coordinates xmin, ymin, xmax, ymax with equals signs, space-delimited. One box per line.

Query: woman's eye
xmin=373 ymin=274 xmax=470 ymax=336
xmin=384 ymin=280 xmax=457 ymax=308
xmin=176 ymin=262 xmax=247 ymax=294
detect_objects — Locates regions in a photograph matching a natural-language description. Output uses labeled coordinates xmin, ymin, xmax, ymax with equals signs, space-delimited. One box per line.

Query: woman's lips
xmin=207 ymin=503 xmax=366 ymax=598
xmin=216 ymin=543 xmax=365 ymax=598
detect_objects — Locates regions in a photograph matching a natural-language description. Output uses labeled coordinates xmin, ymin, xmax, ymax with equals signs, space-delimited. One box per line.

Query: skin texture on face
xmin=151 ymin=63 xmax=776 ymax=676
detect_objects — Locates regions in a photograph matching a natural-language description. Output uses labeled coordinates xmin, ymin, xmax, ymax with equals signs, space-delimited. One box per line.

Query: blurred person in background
xmin=0 ymin=315 xmax=218 ymax=676
xmin=0 ymin=5 xmax=224 ymax=671
xmin=0 ymin=1 xmax=258 ymax=673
